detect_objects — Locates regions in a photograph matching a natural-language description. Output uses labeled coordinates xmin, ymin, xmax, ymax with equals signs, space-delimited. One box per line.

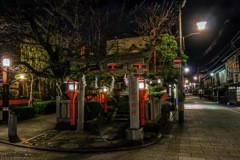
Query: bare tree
xmin=133 ymin=1 xmax=184 ymax=78
xmin=0 ymin=0 xmax=136 ymax=96
xmin=133 ymin=0 xmax=177 ymax=38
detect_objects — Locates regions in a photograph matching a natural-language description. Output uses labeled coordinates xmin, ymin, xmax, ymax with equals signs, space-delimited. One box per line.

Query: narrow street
xmin=1 ymin=93 xmax=240 ymax=160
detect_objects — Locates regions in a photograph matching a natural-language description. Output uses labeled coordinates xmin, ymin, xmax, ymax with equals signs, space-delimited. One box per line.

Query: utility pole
xmin=178 ymin=0 xmax=186 ymax=123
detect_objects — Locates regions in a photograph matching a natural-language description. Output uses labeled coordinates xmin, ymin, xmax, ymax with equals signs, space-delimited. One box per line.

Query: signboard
xmin=173 ymin=57 xmax=181 ymax=68
xmin=174 ymin=57 xmax=181 ymax=65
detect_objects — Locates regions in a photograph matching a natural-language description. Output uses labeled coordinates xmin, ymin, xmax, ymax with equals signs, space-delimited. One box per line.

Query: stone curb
xmin=0 ymin=111 xmax=176 ymax=153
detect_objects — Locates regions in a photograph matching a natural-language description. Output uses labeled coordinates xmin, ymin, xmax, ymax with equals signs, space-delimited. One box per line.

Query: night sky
xmin=182 ymin=0 xmax=240 ymax=78
xmin=1 ymin=0 xmax=239 ymax=79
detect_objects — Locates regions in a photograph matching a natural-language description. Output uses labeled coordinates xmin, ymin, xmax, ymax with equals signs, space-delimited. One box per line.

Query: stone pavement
xmin=0 ymin=110 xmax=165 ymax=153
xmin=1 ymin=93 xmax=240 ymax=160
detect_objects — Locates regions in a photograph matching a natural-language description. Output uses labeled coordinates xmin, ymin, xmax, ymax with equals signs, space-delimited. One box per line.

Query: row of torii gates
xmin=56 ymin=50 xmax=165 ymax=141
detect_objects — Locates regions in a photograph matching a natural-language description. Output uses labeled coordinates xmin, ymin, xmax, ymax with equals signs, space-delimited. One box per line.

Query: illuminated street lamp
xmin=18 ymin=74 xmax=26 ymax=97
xmin=197 ymin=21 xmax=207 ymax=30
xmin=183 ymin=21 xmax=207 ymax=50
xmin=210 ymin=72 xmax=214 ymax=86
xmin=3 ymin=58 xmax=10 ymax=67
xmin=2 ymin=58 xmax=10 ymax=121
xmin=177 ymin=0 xmax=207 ymax=123
xmin=184 ymin=67 xmax=189 ymax=73
xmin=19 ymin=74 xmax=25 ymax=79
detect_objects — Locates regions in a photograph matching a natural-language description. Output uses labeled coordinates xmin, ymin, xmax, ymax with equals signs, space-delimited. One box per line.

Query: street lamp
xmin=197 ymin=21 xmax=207 ymax=30
xmin=2 ymin=58 xmax=10 ymax=121
xmin=19 ymin=74 xmax=25 ymax=79
xmin=18 ymin=74 xmax=26 ymax=97
xmin=210 ymin=72 xmax=214 ymax=86
xmin=177 ymin=0 xmax=207 ymax=123
xmin=183 ymin=21 xmax=207 ymax=50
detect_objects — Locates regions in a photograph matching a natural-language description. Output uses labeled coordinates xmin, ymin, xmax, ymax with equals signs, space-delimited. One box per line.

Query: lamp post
xmin=210 ymin=72 xmax=214 ymax=86
xmin=2 ymin=58 xmax=10 ymax=121
xmin=18 ymin=74 xmax=26 ymax=97
xmin=177 ymin=0 xmax=207 ymax=123
xmin=177 ymin=1 xmax=185 ymax=124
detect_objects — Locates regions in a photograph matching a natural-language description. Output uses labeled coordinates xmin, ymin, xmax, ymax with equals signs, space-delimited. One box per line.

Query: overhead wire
xmin=198 ymin=19 xmax=240 ymax=72
xmin=202 ymin=19 xmax=230 ymax=57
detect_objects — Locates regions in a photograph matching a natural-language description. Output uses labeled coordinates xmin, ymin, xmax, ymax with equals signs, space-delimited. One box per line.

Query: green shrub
xmin=84 ymin=102 xmax=104 ymax=121
xmin=33 ymin=101 xmax=56 ymax=114
xmin=149 ymin=86 xmax=165 ymax=99
xmin=11 ymin=106 xmax=36 ymax=120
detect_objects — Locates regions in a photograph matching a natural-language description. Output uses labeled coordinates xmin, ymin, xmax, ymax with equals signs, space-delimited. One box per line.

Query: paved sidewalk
xmin=2 ymin=93 xmax=240 ymax=158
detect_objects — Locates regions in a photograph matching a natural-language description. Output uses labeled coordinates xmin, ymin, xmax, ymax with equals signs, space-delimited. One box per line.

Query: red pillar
xmin=104 ymin=92 xmax=108 ymax=113
xmin=139 ymin=89 xmax=145 ymax=126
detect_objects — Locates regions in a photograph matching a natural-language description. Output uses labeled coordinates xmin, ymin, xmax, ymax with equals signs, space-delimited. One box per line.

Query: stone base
xmin=0 ymin=111 xmax=2 ymax=121
xmin=125 ymin=127 xmax=144 ymax=141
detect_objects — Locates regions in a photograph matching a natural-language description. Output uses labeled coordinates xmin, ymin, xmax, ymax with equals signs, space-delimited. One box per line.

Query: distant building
xmin=200 ymin=47 xmax=240 ymax=105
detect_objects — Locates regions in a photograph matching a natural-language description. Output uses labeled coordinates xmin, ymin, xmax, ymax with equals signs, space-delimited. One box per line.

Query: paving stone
xmin=60 ymin=143 xmax=79 ymax=149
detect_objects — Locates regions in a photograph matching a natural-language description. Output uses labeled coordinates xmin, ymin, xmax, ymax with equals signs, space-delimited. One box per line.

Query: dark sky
xmin=182 ymin=0 xmax=240 ymax=78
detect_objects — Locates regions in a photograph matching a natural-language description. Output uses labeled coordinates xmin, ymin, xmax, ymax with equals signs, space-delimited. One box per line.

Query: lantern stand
xmin=138 ymin=77 xmax=145 ymax=126
xmin=103 ymin=86 xmax=108 ymax=114
xmin=65 ymin=80 xmax=79 ymax=126
xmin=2 ymin=58 xmax=10 ymax=122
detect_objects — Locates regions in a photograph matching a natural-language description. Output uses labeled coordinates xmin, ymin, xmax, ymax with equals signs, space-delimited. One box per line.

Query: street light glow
xmin=184 ymin=67 xmax=189 ymax=72
xmin=103 ymin=86 xmax=108 ymax=92
xmin=20 ymin=74 xmax=25 ymax=79
xmin=3 ymin=58 xmax=10 ymax=67
xmin=196 ymin=21 xmax=207 ymax=30
xmin=139 ymin=82 xmax=145 ymax=89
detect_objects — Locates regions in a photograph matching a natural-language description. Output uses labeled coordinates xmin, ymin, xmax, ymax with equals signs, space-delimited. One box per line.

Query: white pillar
xmin=125 ymin=74 xmax=143 ymax=141
xmin=129 ymin=74 xmax=140 ymax=129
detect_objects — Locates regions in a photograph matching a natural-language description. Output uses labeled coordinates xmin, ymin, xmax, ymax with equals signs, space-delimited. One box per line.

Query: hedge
xmin=10 ymin=101 xmax=103 ymax=121
xmin=33 ymin=100 xmax=56 ymax=114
